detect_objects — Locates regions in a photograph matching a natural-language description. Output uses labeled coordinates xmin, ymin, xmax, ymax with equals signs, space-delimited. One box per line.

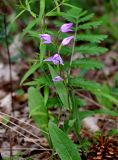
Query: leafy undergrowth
xmin=0 ymin=51 xmax=117 ymax=160
xmin=0 ymin=1 xmax=118 ymax=160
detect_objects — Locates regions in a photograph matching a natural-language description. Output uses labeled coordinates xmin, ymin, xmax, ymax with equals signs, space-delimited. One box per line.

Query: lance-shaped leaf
xmin=49 ymin=122 xmax=81 ymax=160
xmin=28 ymin=87 xmax=48 ymax=135
xmin=20 ymin=62 xmax=41 ymax=85
xmin=48 ymin=65 xmax=69 ymax=109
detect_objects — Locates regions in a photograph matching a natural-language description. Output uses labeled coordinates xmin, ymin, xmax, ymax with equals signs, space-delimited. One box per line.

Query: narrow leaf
xmin=20 ymin=62 xmax=40 ymax=85
xmin=48 ymin=65 xmax=69 ymax=109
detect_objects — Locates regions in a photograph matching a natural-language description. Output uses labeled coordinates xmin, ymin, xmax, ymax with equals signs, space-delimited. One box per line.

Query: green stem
xmin=58 ymin=44 xmax=62 ymax=53
xmin=46 ymin=1 xmax=63 ymax=16
xmin=68 ymin=19 xmax=78 ymax=76
xmin=54 ymin=0 xmax=60 ymax=13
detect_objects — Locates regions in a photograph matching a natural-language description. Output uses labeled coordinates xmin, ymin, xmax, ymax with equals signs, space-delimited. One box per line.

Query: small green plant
xmin=18 ymin=0 xmax=118 ymax=159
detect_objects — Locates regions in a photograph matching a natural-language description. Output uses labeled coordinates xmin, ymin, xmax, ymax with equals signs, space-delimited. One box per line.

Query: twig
xmin=0 ymin=120 xmax=50 ymax=150
xmin=0 ymin=148 xmax=48 ymax=150
xmin=3 ymin=14 xmax=13 ymax=160
xmin=0 ymin=111 xmax=48 ymax=135
xmin=76 ymin=92 xmax=102 ymax=108
xmin=0 ymin=115 xmax=45 ymax=141
xmin=3 ymin=15 xmax=14 ymax=114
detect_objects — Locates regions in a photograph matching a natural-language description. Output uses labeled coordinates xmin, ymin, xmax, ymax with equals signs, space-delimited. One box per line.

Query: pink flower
xmin=52 ymin=76 xmax=63 ymax=82
xmin=39 ymin=34 xmax=51 ymax=44
xmin=44 ymin=54 xmax=64 ymax=65
xmin=60 ymin=23 xmax=73 ymax=32
xmin=61 ymin=36 xmax=74 ymax=46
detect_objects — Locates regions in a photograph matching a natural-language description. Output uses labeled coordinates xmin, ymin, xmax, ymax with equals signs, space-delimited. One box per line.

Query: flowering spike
xmin=60 ymin=23 xmax=73 ymax=33
xmin=53 ymin=76 xmax=63 ymax=82
xmin=44 ymin=54 xmax=64 ymax=65
xmin=61 ymin=36 xmax=74 ymax=46
xmin=39 ymin=34 xmax=51 ymax=44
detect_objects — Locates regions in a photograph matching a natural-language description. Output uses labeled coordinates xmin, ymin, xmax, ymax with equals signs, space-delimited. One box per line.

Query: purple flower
xmin=60 ymin=23 xmax=73 ymax=33
xmin=44 ymin=54 xmax=64 ymax=65
xmin=39 ymin=34 xmax=51 ymax=44
xmin=61 ymin=36 xmax=74 ymax=46
xmin=52 ymin=76 xmax=63 ymax=82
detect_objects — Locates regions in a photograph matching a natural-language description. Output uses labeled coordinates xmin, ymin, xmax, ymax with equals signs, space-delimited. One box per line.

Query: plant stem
xmin=46 ymin=1 xmax=63 ymax=16
xmin=54 ymin=0 xmax=60 ymax=13
xmin=68 ymin=19 xmax=78 ymax=76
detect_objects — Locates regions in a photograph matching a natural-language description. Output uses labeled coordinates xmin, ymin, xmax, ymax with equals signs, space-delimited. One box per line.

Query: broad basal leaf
xmin=28 ymin=87 xmax=48 ymax=133
xmin=49 ymin=122 xmax=81 ymax=160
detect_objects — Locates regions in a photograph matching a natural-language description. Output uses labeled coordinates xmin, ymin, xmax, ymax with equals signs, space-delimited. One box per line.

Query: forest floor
xmin=0 ymin=36 xmax=118 ymax=159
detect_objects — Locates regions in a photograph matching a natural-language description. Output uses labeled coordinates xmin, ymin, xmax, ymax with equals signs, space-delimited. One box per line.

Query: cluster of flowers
xmin=39 ymin=23 xmax=73 ymax=82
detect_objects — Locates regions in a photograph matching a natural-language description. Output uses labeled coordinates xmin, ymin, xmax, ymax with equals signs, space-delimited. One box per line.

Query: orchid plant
xmin=20 ymin=1 xmax=118 ymax=160
xmin=40 ymin=24 xmax=73 ymax=81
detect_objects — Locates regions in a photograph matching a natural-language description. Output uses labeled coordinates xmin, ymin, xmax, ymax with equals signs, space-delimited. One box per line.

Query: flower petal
xmin=44 ymin=54 xmax=64 ymax=65
xmin=61 ymin=36 xmax=74 ymax=46
xmin=60 ymin=23 xmax=73 ymax=33
xmin=52 ymin=76 xmax=63 ymax=82
xmin=39 ymin=34 xmax=52 ymax=44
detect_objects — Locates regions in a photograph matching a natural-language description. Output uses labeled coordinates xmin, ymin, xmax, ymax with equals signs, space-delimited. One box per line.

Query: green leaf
xmin=47 ymin=44 xmax=72 ymax=55
xmin=44 ymin=86 xmax=49 ymax=105
xmin=47 ymin=98 xmax=61 ymax=108
xmin=60 ymin=12 xmax=76 ymax=23
xmin=96 ymin=91 xmax=118 ymax=106
xmin=78 ymin=13 xmax=94 ymax=23
xmin=66 ymin=7 xmax=82 ymax=18
xmin=21 ymin=18 xmax=39 ymax=37
xmin=26 ymin=0 xmax=30 ymax=11
xmin=12 ymin=9 xmax=26 ymax=23
xmin=76 ymin=45 xmax=108 ymax=55
xmin=21 ymin=0 xmax=45 ymax=37
xmin=69 ymin=77 xmax=118 ymax=106
xmin=96 ymin=85 xmax=113 ymax=108
xmin=39 ymin=44 xmax=46 ymax=64
xmin=46 ymin=11 xmax=59 ymax=16
xmin=78 ymin=21 xmax=102 ymax=30
xmin=94 ymin=109 xmax=118 ymax=116
xmin=79 ymin=109 xmax=118 ymax=120
xmin=69 ymin=77 xmax=101 ymax=92
xmin=23 ymin=75 xmax=52 ymax=87
xmin=71 ymin=59 xmax=103 ymax=69
xmin=39 ymin=0 xmax=45 ymax=17
xmin=108 ymin=129 xmax=118 ymax=136
xmin=35 ymin=76 xmax=52 ymax=86
xmin=27 ymin=31 xmax=39 ymax=38
xmin=76 ymin=34 xmax=108 ymax=43
xmin=60 ymin=7 xmax=82 ymax=23
xmin=48 ymin=65 xmax=69 ymax=109
xmin=53 ymin=20 xmax=63 ymax=28
xmin=72 ymin=92 xmax=81 ymax=135
xmin=28 ymin=87 xmax=48 ymax=133
xmin=49 ymin=122 xmax=81 ymax=160
xmin=2 ymin=116 xmax=10 ymax=125
xmin=29 ymin=10 xmax=36 ymax=18
xmin=63 ymin=3 xmax=81 ymax=11
xmin=20 ymin=62 xmax=41 ymax=84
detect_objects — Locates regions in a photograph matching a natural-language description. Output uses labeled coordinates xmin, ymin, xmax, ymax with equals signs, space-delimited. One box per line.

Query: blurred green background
xmin=0 ymin=0 xmax=118 ymax=48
